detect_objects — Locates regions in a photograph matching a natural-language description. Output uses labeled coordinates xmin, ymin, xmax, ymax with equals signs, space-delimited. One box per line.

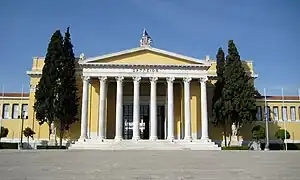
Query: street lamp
xmin=19 ymin=110 xmax=25 ymax=149
xmin=264 ymin=88 xmax=269 ymax=151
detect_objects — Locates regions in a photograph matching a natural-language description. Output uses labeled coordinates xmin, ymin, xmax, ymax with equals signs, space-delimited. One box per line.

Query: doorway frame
xmin=123 ymin=96 xmax=167 ymax=139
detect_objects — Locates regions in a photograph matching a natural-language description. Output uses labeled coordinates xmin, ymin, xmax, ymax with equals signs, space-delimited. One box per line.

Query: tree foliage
xmin=56 ymin=27 xmax=79 ymax=146
xmin=222 ymin=40 xmax=257 ymax=131
xmin=34 ymin=30 xmax=64 ymax=126
xmin=23 ymin=127 xmax=35 ymax=143
xmin=0 ymin=126 xmax=8 ymax=138
xmin=275 ymin=129 xmax=290 ymax=142
xmin=212 ymin=48 xmax=228 ymax=145
xmin=34 ymin=28 xmax=79 ymax=146
xmin=212 ymin=48 xmax=226 ymax=126
xmin=251 ymin=125 xmax=265 ymax=141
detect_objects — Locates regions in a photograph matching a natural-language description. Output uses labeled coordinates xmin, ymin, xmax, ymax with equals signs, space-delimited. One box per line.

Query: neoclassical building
xmin=1 ymin=32 xmax=299 ymax=149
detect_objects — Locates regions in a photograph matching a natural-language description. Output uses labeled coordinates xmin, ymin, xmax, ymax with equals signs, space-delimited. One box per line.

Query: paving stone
xmin=0 ymin=150 xmax=299 ymax=180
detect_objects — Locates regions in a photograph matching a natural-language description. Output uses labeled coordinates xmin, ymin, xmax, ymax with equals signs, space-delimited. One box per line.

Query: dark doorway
xmin=123 ymin=104 xmax=165 ymax=140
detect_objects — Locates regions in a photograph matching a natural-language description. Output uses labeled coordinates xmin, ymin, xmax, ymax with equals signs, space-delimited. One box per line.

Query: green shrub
xmin=222 ymin=146 xmax=248 ymax=150
xmin=0 ymin=126 xmax=9 ymax=138
xmin=275 ymin=129 xmax=290 ymax=141
xmin=0 ymin=142 xmax=18 ymax=149
xmin=36 ymin=145 xmax=67 ymax=149
xmin=251 ymin=125 xmax=265 ymax=140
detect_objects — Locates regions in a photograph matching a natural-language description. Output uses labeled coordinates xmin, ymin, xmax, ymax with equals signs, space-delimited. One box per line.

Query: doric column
xmin=98 ymin=76 xmax=107 ymax=141
xmin=183 ymin=77 xmax=192 ymax=141
xmin=115 ymin=76 xmax=124 ymax=141
xmin=166 ymin=77 xmax=175 ymax=141
xmin=79 ymin=76 xmax=90 ymax=140
xmin=200 ymin=77 xmax=209 ymax=140
xmin=149 ymin=77 xmax=158 ymax=141
xmin=132 ymin=76 xmax=141 ymax=140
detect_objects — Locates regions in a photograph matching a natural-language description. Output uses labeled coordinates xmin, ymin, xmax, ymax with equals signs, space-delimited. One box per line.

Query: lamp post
xmin=20 ymin=110 xmax=25 ymax=149
xmin=264 ymin=88 xmax=269 ymax=151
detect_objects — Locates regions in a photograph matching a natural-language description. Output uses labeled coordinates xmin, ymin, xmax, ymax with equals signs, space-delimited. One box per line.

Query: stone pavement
xmin=0 ymin=150 xmax=299 ymax=180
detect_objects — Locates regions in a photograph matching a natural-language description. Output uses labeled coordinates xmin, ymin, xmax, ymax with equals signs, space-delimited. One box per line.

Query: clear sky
xmin=0 ymin=0 xmax=299 ymax=95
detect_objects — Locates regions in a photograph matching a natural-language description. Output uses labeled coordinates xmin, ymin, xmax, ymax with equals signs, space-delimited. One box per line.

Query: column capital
xmin=98 ymin=76 xmax=107 ymax=82
xmin=81 ymin=76 xmax=90 ymax=82
xmin=149 ymin=77 xmax=158 ymax=82
xmin=115 ymin=76 xmax=124 ymax=82
xmin=132 ymin=76 xmax=141 ymax=82
xmin=183 ymin=77 xmax=192 ymax=83
xmin=166 ymin=77 xmax=175 ymax=83
xmin=199 ymin=76 xmax=208 ymax=83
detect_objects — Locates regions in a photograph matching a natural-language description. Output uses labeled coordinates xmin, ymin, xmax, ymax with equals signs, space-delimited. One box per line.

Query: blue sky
xmin=0 ymin=0 xmax=299 ymax=95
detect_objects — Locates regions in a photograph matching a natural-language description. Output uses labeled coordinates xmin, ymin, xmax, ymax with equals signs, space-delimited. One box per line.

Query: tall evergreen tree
xmin=222 ymin=40 xmax=257 ymax=133
xmin=212 ymin=48 xmax=228 ymax=145
xmin=55 ymin=27 xmax=79 ymax=146
xmin=34 ymin=30 xmax=64 ymax=131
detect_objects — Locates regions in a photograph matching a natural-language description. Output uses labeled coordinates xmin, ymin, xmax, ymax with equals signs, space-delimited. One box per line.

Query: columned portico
xmin=74 ymin=36 xmax=220 ymax=150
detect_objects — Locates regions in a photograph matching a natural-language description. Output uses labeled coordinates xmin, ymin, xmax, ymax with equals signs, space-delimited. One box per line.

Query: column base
xmin=167 ymin=136 xmax=175 ymax=142
xmin=184 ymin=136 xmax=192 ymax=142
xmin=200 ymin=137 xmax=212 ymax=143
xmin=97 ymin=136 xmax=105 ymax=142
xmin=150 ymin=136 xmax=158 ymax=141
xmin=114 ymin=136 xmax=123 ymax=142
xmin=78 ymin=137 xmax=87 ymax=143
xmin=132 ymin=136 xmax=140 ymax=141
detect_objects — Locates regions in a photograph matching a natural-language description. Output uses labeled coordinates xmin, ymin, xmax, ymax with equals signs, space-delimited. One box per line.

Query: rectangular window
xmin=256 ymin=106 xmax=262 ymax=121
xmin=21 ymin=104 xmax=28 ymax=119
xmin=273 ymin=106 xmax=279 ymax=121
xmin=2 ymin=104 xmax=10 ymax=119
xmin=264 ymin=106 xmax=271 ymax=121
xmin=290 ymin=106 xmax=296 ymax=121
xmin=12 ymin=104 xmax=19 ymax=119
xmin=282 ymin=106 xmax=287 ymax=121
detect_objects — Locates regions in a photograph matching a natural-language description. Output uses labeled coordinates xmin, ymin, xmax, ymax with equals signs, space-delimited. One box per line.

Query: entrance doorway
xmin=123 ymin=104 xmax=165 ymax=139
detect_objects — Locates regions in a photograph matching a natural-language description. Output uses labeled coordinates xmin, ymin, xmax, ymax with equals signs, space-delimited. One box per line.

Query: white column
xmin=132 ymin=76 xmax=141 ymax=140
xmin=115 ymin=76 xmax=124 ymax=141
xmin=183 ymin=77 xmax=192 ymax=141
xmin=200 ymin=77 xmax=209 ymax=140
xmin=79 ymin=76 xmax=90 ymax=141
xmin=98 ymin=76 xmax=107 ymax=141
xmin=166 ymin=77 xmax=175 ymax=141
xmin=149 ymin=77 xmax=158 ymax=141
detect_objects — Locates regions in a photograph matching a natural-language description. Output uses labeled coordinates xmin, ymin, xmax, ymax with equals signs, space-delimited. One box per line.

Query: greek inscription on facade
xmin=132 ymin=69 xmax=158 ymax=73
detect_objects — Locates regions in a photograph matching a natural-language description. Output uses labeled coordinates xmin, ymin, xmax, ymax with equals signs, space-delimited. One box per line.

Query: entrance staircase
xmin=69 ymin=139 xmax=221 ymax=150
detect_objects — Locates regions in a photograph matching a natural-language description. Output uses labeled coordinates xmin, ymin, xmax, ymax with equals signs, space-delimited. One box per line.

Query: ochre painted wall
xmin=95 ymin=50 xmax=200 ymax=65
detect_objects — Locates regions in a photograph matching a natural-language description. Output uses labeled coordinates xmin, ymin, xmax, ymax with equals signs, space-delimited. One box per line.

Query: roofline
xmin=79 ymin=46 xmax=211 ymax=66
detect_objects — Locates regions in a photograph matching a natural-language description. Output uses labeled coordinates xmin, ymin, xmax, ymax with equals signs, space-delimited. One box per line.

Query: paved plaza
xmin=0 ymin=150 xmax=299 ymax=180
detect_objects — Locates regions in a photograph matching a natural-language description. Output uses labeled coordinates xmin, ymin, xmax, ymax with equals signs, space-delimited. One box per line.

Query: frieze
xmin=132 ymin=68 xmax=158 ymax=73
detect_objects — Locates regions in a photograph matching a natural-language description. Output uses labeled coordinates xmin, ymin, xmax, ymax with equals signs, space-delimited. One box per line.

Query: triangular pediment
xmin=80 ymin=47 xmax=210 ymax=66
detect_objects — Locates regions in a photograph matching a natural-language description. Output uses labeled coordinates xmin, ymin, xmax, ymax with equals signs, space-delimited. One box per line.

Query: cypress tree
xmin=212 ymin=48 xmax=227 ymax=145
xmin=222 ymin=40 xmax=257 ymax=134
xmin=55 ymin=27 xmax=79 ymax=146
xmin=34 ymin=30 xmax=64 ymax=132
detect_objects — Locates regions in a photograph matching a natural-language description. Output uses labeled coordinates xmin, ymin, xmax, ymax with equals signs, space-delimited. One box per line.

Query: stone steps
xmin=69 ymin=139 xmax=221 ymax=150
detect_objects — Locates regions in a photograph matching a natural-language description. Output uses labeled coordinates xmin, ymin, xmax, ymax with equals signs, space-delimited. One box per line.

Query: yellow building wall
xmin=0 ymin=98 xmax=29 ymax=140
xmin=96 ymin=51 xmax=200 ymax=65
